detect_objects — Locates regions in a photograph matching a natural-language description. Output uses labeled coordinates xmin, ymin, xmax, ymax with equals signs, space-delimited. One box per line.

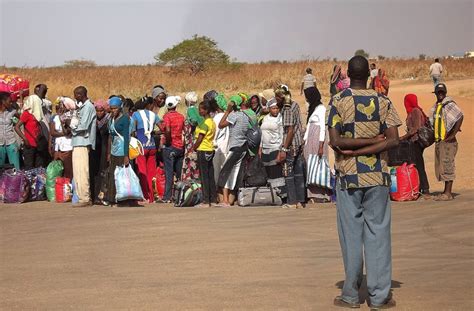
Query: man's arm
xmin=14 ymin=120 xmax=30 ymax=147
xmin=328 ymin=128 xmax=384 ymax=150
xmin=445 ymin=116 xmax=463 ymax=142
xmin=338 ymin=126 xmax=399 ymax=156
xmin=219 ymin=102 xmax=234 ymax=129
xmin=300 ymin=82 xmax=304 ymax=95
xmin=73 ymin=105 xmax=94 ymax=134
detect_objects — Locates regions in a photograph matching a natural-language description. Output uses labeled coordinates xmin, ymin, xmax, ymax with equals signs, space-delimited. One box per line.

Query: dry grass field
xmin=1 ymin=58 xmax=473 ymax=101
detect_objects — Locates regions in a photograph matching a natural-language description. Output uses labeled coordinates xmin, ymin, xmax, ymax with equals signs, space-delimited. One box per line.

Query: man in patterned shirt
xmin=327 ymin=56 xmax=401 ymax=310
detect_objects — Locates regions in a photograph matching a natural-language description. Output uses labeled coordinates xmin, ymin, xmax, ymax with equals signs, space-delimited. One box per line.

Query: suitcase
xmin=238 ymin=186 xmax=282 ymax=207
xmin=388 ymin=140 xmax=413 ymax=166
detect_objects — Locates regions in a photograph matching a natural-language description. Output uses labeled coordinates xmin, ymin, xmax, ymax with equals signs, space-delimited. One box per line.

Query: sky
xmin=1 ymin=0 xmax=473 ymax=67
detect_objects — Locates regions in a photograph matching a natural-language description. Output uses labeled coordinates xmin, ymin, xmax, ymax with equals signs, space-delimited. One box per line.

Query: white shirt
xmin=430 ymin=63 xmax=443 ymax=76
xmin=370 ymin=69 xmax=378 ymax=78
xmin=213 ymin=112 xmax=229 ymax=153
xmin=52 ymin=115 xmax=73 ymax=152
xmin=260 ymin=114 xmax=283 ymax=153
xmin=304 ymin=104 xmax=326 ymax=142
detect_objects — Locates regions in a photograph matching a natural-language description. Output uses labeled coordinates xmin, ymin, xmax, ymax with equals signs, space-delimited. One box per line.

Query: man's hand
xmin=124 ymin=156 xmax=130 ymax=166
xmin=318 ymin=145 xmax=324 ymax=157
xmin=276 ymin=151 xmax=287 ymax=163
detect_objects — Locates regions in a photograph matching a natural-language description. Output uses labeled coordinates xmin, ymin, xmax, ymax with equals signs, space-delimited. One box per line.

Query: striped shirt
xmin=0 ymin=108 xmax=17 ymax=146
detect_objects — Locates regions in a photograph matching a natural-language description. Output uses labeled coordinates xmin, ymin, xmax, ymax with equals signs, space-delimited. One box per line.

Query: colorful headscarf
xmin=215 ymin=93 xmax=228 ymax=111
xmin=108 ymin=96 xmax=123 ymax=108
xmin=374 ymin=69 xmax=390 ymax=95
xmin=238 ymin=92 xmax=249 ymax=105
xmin=404 ymin=94 xmax=427 ymax=119
xmin=331 ymin=65 xmax=342 ymax=84
xmin=274 ymin=85 xmax=292 ymax=106
xmin=229 ymin=94 xmax=243 ymax=108
xmin=94 ymin=99 xmax=109 ymax=111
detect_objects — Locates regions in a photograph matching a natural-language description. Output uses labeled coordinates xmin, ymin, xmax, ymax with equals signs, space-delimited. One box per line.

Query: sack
xmin=417 ymin=121 xmax=435 ymax=149
xmin=25 ymin=167 xmax=46 ymax=201
xmin=46 ymin=160 xmax=64 ymax=202
xmin=3 ymin=169 xmax=30 ymax=203
xmin=0 ymin=74 xmax=29 ymax=101
xmin=152 ymin=167 xmax=166 ymax=199
xmin=390 ymin=163 xmax=420 ymax=201
xmin=55 ymin=177 xmax=72 ymax=203
xmin=307 ymin=155 xmax=332 ymax=189
xmin=244 ymin=156 xmax=267 ymax=187
xmin=238 ymin=186 xmax=282 ymax=207
xmin=114 ymin=165 xmax=144 ymax=201
xmin=388 ymin=140 xmax=412 ymax=166
xmin=243 ymin=112 xmax=262 ymax=150
xmin=129 ymin=137 xmax=144 ymax=160
xmin=173 ymin=180 xmax=202 ymax=207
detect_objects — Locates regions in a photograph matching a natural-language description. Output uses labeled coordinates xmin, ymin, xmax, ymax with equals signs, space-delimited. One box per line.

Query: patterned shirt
xmin=327 ymin=88 xmax=402 ymax=189
xmin=429 ymin=96 xmax=463 ymax=142
xmin=282 ymin=101 xmax=304 ymax=151
xmin=0 ymin=108 xmax=17 ymax=146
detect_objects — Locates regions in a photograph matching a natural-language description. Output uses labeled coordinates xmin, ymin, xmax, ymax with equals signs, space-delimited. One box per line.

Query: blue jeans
xmin=336 ymin=183 xmax=392 ymax=306
xmin=0 ymin=143 xmax=20 ymax=169
xmin=284 ymin=149 xmax=306 ymax=204
xmin=432 ymin=74 xmax=441 ymax=86
xmin=162 ymin=146 xmax=184 ymax=201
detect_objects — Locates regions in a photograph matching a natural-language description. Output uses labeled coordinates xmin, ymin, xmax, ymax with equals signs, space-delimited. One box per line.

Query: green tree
xmin=354 ymin=49 xmax=369 ymax=58
xmin=155 ymin=35 xmax=230 ymax=75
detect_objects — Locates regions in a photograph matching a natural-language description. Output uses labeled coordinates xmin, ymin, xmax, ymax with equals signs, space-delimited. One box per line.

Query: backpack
xmin=173 ymin=180 xmax=202 ymax=207
xmin=244 ymin=156 xmax=267 ymax=187
xmin=243 ymin=111 xmax=261 ymax=150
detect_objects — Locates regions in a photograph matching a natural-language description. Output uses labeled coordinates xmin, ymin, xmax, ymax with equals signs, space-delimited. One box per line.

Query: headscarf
xmin=259 ymin=89 xmax=275 ymax=101
xmin=330 ymin=65 xmax=342 ymax=84
xmin=185 ymin=91 xmax=198 ymax=106
xmin=305 ymin=87 xmax=323 ymax=123
xmin=229 ymin=94 xmax=243 ymax=109
xmin=336 ymin=70 xmax=351 ymax=91
xmin=268 ymin=99 xmax=278 ymax=108
xmin=109 ymin=96 xmax=123 ymax=108
xmin=57 ymin=96 xmax=77 ymax=111
xmin=374 ymin=69 xmax=390 ymax=95
xmin=404 ymin=94 xmax=427 ymax=119
xmin=165 ymin=95 xmax=181 ymax=109
xmin=238 ymin=92 xmax=249 ymax=105
xmin=94 ymin=99 xmax=109 ymax=111
xmin=151 ymin=86 xmax=166 ymax=99
xmin=215 ymin=93 xmax=228 ymax=111
xmin=274 ymin=85 xmax=292 ymax=107
xmin=203 ymin=90 xmax=218 ymax=101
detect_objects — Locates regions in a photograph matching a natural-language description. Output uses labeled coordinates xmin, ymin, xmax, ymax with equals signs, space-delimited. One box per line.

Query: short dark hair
xmin=0 ymin=91 xmax=10 ymax=103
xmin=348 ymin=55 xmax=370 ymax=80
xmin=306 ymin=67 xmax=312 ymax=74
xmin=74 ymin=86 xmax=88 ymax=96
xmin=435 ymin=58 xmax=440 ymax=62
xmin=134 ymin=96 xmax=153 ymax=110
xmin=371 ymin=63 xmax=376 ymax=67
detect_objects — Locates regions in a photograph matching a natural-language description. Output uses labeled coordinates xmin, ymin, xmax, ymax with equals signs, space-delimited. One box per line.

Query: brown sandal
xmin=434 ymin=193 xmax=454 ymax=201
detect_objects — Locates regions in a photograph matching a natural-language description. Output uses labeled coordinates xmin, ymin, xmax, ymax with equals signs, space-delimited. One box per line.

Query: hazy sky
xmin=1 ymin=0 xmax=473 ymax=67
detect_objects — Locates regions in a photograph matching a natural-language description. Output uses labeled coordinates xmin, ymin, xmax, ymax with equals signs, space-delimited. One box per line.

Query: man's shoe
xmin=369 ymin=298 xmax=396 ymax=310
xmin=333 ymin=296 xmax=360 ymax=309
xmin=282 ymin=204 xmax=297 ymax=209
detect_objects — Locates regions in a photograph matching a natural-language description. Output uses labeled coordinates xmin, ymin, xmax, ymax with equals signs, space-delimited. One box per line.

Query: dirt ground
xmin=1 ymin=79 xmax=473 ymax=310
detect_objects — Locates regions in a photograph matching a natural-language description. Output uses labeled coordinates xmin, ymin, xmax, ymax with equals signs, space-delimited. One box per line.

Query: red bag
xmin=154 ymin=167 xmax=166 ymax=199
xmin=390 ymin=163 xmax=420 ymax=201
xmin=0 ymin=74 xmax=30 ymax=101
xmin=55 ymin=177 xmax=72 ymax=203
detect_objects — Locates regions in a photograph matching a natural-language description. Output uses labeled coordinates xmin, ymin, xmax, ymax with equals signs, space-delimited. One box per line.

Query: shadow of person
xmin=335 ymin=277 xmax=403 ymax=304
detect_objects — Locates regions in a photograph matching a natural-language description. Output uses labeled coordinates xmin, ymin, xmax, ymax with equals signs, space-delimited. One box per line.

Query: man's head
xmin=434 ymin=83 xmax=447 ymax=102
xmin=0 ymin=92 xmax=12 ymax=109
xmin=34 ymin=84 xmax=48 ymax=99
xmin=73 ymin=86 xmax=88 ymax=103
xmin=306 ymin=67 xmax=312 ymax=74
xmin=152 ymin=85 xmax=166 ymax=108
xmin=370 ymin=63 xmax=376 ymax=70
xmin=435 ymin=58 xmax=440 ymax=63
xmin=348 ymin=55 xmax=370 ymax=82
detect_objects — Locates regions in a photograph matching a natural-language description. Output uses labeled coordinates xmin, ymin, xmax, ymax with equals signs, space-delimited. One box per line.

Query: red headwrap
xmin=404 ymin=94 xmax=427 ymax=119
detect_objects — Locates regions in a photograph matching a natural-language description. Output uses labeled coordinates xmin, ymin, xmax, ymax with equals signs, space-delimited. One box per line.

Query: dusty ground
xmin=1 ymin=79 xmax=473 ymax=310
xmin=1 ymin=191 xmax=473 ymax=310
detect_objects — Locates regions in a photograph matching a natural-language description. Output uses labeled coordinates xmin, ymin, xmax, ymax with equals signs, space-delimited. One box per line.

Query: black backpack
xmin=243 ymin=111 xmax=261 ymax=150
xmin=244 ymin=156 xmax=268 ymax=187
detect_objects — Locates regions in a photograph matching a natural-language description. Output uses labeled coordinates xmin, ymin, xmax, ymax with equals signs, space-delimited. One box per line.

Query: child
xmin=193 ymin=101 xmax=217 ymax=207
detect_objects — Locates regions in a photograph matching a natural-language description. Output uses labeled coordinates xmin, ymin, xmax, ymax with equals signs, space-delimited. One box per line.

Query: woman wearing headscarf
xmin=304 ymin=94 xmax=331 ymax=203
xmin=90 ymin=99 xmax=110 ymax=204
xmin=212 ymin=94 xmax=230 ymax=185
xmin=330 ymin=64 xmax=342 ymax=96
xmin=131 ymin=96 xmax=160 ymax=203
xmin=336 ymin=70 xmax=351 ymax=92
xmin=373 ymin=68 xmax=390 ymax=95
xmin=104 ymin=97 xmax=131 ymax=206
xmin=180 ymin=92 xmax=201 ymax=181
xmin=50 ymin=97 xmax=74 ymax=179
xmin=400 ymin=94 xmax=430 ymax=197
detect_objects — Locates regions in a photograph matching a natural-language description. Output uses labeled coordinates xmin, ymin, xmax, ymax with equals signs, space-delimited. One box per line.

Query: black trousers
xmin=409 ymin=142 xmax=430 ymax=192
xmin=23 ymin=145 xmax=49 ymax=170
xmin=197 ymin=151 xmax=217 ymax=204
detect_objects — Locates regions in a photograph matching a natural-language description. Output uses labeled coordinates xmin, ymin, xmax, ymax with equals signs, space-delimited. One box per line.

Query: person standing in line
xmin=370 ymin=63 xmax=378 ymax=79
xmin=0 ymin=92 xmax=20 ymax=169
xmin=429 ymin=58 xmax=443 ymax=85
xmin=180 ymin=92 xmax=201 ymax=181
xmin=330 ymin=65 xmax=342 ymax=96
xmin=193 ymin=101 xmax=217 ymax=207
xmin=131 ymin=96 xmax=160 ymax=203
xmin=212 ymin=94 xmax=230 ymax=186
xmin=373 ymin=68 xmax=390 ymax=96
xmin=400 ymin=94 xmax=431 ymax=198
xmin=49 ymin=98 xmax=74 ymax=179
xmin=327 ymin=55 xmax=401 ymax=310
xmin=160 ymin=96 xmax=185 ymax=203
xmin=70 ymin=86 xmax=97 ymax=207
xmin=429 ymin=83 xmax=463 ymax=201
xmin=275 ymin=85 xmax=306 ymax=208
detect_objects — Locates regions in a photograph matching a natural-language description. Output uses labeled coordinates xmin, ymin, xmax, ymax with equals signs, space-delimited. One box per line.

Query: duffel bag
xmin=390 ymin=163 xmax=420 ymax=201
xmin=174 ymin=180 xmax=202 ymax=207
xmin=244 ymin=156 xmax=267 ymax=187
xmin=238 ymin=186 xmax=282 ymax=207
xmin=3 ymin=169 xmax=30 ymax=203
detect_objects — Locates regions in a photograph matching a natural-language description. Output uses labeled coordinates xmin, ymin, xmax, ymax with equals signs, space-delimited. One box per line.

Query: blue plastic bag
xmin=114 ymin=165 xmax=144 ymax=201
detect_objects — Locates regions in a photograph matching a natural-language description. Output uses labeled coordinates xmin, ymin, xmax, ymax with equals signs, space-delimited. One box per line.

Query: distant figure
xmin=429 ymin=58 xmax=443 ymax=85
xmin=329 ymin=65 xmax=342 ymax=96
xmin=373 ymin=69 xmax=390 ymax=95
xmin=370 ymin=63 xmax=378 ymax=79
xmin=300 ymin=67 xmax=317 ymax=96
xmin=336 ymin=70 xmax=350 ymax=92
xmin=429 ymin=83 xmax=463 ymax=201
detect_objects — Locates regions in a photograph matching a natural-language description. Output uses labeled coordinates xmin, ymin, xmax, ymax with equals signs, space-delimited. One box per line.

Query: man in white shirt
xmin=429 ymin=58 xmax=443 ymax=85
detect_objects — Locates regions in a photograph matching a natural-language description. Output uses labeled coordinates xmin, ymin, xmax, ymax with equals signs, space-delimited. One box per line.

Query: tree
xmin=418 ymin=54 xmax=426 ymax=61
xmin=377 ymin=55 xmax=386 ymax=61
xmin=63 ymin=59 xmax=97 ymax=68
xmin=354 ymin=49 xmax=369 ymax=58
xmin=155 ymin=35 xmax=230 ymax=75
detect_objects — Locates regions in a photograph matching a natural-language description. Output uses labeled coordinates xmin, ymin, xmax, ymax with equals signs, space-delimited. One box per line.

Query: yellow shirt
xmin=195 ymin=117 xmax=216 ymax=151
xmin=434 ymin=103 xmax=446 ymax=142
